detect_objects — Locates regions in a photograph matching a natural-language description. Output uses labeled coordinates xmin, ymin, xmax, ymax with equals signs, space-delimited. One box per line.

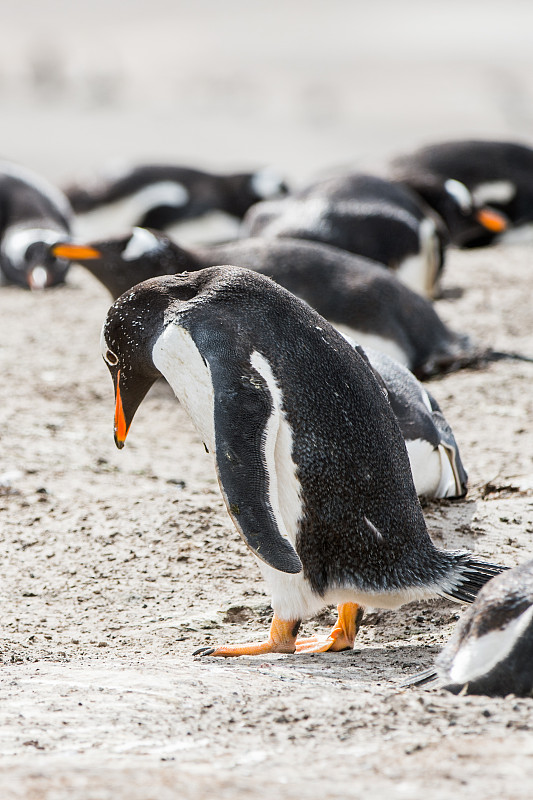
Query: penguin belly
xmin=405 ymin=439 xmax=457 ymax=499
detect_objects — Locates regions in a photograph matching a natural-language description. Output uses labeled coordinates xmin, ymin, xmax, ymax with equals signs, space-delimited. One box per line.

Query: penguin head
xmin=413 ymin=176 xmax=509 ymax=245
xmin=51 ymin=227 xmax=195 ymax=299
xmin=224 ymin=168 xmax=289 ymax=217
xmin=1 ymin=226 xmax=71 ymax=290
xmin=101 ymin=271 xmax=205 ymax=448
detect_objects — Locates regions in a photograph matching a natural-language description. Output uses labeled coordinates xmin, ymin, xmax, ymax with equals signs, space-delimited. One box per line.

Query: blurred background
xmin=2 ymin=0 xmax=533 ymax=185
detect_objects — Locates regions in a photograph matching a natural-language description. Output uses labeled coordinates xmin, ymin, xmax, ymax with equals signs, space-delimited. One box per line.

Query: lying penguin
xmin=362 ymin=347 xmax=468 ymax=499
xmin=101 ymin=266 xmax=501 ymax=658
xmin=0 ymin=161 xmax=73 ymax=289
xmin=51 ymin=228 xmax=478 ymax=380
xmin=241 ymin=172 xmax=447 ymax=297
xmin=406 ymin=559 xmax=533 ymax=696
xmin=390 ymin=140 xmax=533 ymax=248
xmin=65 ymin=162 xmax=288 ymax=242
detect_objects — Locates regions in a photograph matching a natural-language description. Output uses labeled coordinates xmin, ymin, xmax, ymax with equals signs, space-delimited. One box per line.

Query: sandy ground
xmin=2 ymin=238 xmax=533 ymax=799
xmin=2 ymin=2 xmax=533 ymax=798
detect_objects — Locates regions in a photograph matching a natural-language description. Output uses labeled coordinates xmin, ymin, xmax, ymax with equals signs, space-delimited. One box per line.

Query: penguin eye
xmin=104 ymin=349 xmax=119 ymax=366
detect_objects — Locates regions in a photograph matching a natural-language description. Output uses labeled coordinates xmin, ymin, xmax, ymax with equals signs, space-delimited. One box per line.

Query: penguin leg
xmin=193 ymin=614 xmax=301 ymax=658
xmin=294 ymin=603 xmax=363 ymax=653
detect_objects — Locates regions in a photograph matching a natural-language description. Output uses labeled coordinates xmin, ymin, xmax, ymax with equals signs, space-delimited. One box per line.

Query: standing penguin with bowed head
xmin=101 ymin=266 xmax=502 ymax=658
xmin=0 ymin=161 xmax=73 ymax=289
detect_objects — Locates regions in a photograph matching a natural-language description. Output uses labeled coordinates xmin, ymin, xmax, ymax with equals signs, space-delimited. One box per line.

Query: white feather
xmin=444 ymin=179 xmax=473 ymax=212
xmin=396 ymin=217 xmax=440 ymax=297
xmin=405 ymin=439 xmax=458 ymax=498
xmin=152 ymin=324 xmax=215 ymax=452
xmin=1 ymin=226 xmax=66 ymax=268
xmin=335 ymin=323 xmax=409 ymax=366
xmin=122 ymin=227 xmax=163 ymax=261
xmin=73 ymin=181 xmax=190 ymax=239
xmin=249 ymin=351 xmax=303 ymax=547
xmin=471 ymin=180 xmax=516 ymax=207
xmin=250 ymin=168 xmax=285 ymax=200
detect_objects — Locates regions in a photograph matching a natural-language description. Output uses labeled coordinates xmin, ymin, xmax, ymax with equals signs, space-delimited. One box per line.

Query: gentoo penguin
xmin=101 ymin=266 xmax=503 ymax=658
xmin=389 ymin=140 xmax=533 ymax=248
xmin=52 ymin=229 xmax=476 ymax=380
xmin=241 ymin=172 xmax=447 ymax=297
xmin=362 ymin=347 xmax=468 ymax=499
xmin=0 ymin=161 xmax=73 ymax=289
xmin=65 ymin=163 xmax=288 ymax=242
xmin=407 ymin=559 xmax=533 ymax=696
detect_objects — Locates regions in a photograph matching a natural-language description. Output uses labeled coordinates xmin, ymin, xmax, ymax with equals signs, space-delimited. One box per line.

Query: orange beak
xmin=475 ymin=207 xmax=508 ymax=233
xmin=114 ymin=369 xmax=129 ymax=449
xmin=51 ymin=243 xmax=103 ymax=260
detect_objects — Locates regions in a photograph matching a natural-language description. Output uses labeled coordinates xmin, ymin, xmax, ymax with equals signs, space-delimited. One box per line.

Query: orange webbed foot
xmin=294 ymin=603 xmax=363 ymax=654
xmin=193 ymin=615 xmax=301 ymax=658
xmin=193 ymin=603 xmax=364 ymax=658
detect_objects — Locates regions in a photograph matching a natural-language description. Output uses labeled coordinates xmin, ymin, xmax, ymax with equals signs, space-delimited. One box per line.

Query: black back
xmin=243 ymin=172 xmax=446 ymax=273
xmin=66 ymin=164 xmax=288 ymax=226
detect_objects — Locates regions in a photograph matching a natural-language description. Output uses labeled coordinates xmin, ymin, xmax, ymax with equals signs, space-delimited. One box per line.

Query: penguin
xmin=389 ymin=140 xmax=533 ymax=248
xmin=0 ymin=161 xmax=73 ymax=289
xmin=241 ymin=172 xmax=447 ymax=298
xmin=101 ymin=265 xmax=503 ymax=658
xmin=65 ymin=162 xmax=288 ymax=242
xmin=361 ymin=347 xmax=468 ymax=499
xmin=51 ymin=229 xmax=477 ymax=380
xmin=405 ymin=559 xmax=533 ymax=696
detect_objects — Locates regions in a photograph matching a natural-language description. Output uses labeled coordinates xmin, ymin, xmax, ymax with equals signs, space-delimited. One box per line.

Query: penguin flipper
xmin=428 ymin=399 xmax=468 ymax=497
xmin=212 ymin=366 xmax=302 ymax=575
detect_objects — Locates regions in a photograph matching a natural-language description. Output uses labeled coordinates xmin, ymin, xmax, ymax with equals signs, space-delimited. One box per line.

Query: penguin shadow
xmin=214 ymin=638 xmax=441 ymax=687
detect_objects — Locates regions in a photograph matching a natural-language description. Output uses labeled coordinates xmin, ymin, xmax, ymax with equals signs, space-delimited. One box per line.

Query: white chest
xmin=152 ymin=323 xmax=216 ymax=452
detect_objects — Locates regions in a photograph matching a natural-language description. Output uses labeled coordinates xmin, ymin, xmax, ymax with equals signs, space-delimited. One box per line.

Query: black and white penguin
xmin=0 ymin=161 xmax=73 ymax=289
xmin=390 ymin=140 xmax=533 ymax=248
xmin=65 ymin=163 xmax=288 ymax=243
xmin=242 ymin=172 xmax=447 ymax=298
xmin=362 ymin=347 xmax=468 ymax=499
xmin=52 ymin=228 xmax=475 ymax=380
xmin=101 ymin=266 xmax=502 ymax=658
xmin=407 ymin=559 xmax=533 ymax=696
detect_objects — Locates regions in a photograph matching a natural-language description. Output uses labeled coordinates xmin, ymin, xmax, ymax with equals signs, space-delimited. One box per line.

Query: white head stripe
xmin=444 ymin=179 xmax=472 ymax=212
xmin=122 ymin=227 xmax=163 ymax=261
xmin=251 ymin=168 xmax=285 ymax=199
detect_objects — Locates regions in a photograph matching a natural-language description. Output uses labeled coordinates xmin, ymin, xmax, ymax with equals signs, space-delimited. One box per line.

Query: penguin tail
xmin=439 ymin=552 xmax=508 ymax=604
xmin=416 ymin=333 xmax=481 ymax=379
xmin=417 ymin=337 xmax=533 ymax=380
xmin=484 ymin=349 xmax=533 ymax=367
xmin=398 ymin=667 xmax=440 ymax=689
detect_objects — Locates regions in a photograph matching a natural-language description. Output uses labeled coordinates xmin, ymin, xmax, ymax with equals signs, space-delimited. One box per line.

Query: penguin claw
xmin=193 ymin=646 xmax=216 ymax=657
